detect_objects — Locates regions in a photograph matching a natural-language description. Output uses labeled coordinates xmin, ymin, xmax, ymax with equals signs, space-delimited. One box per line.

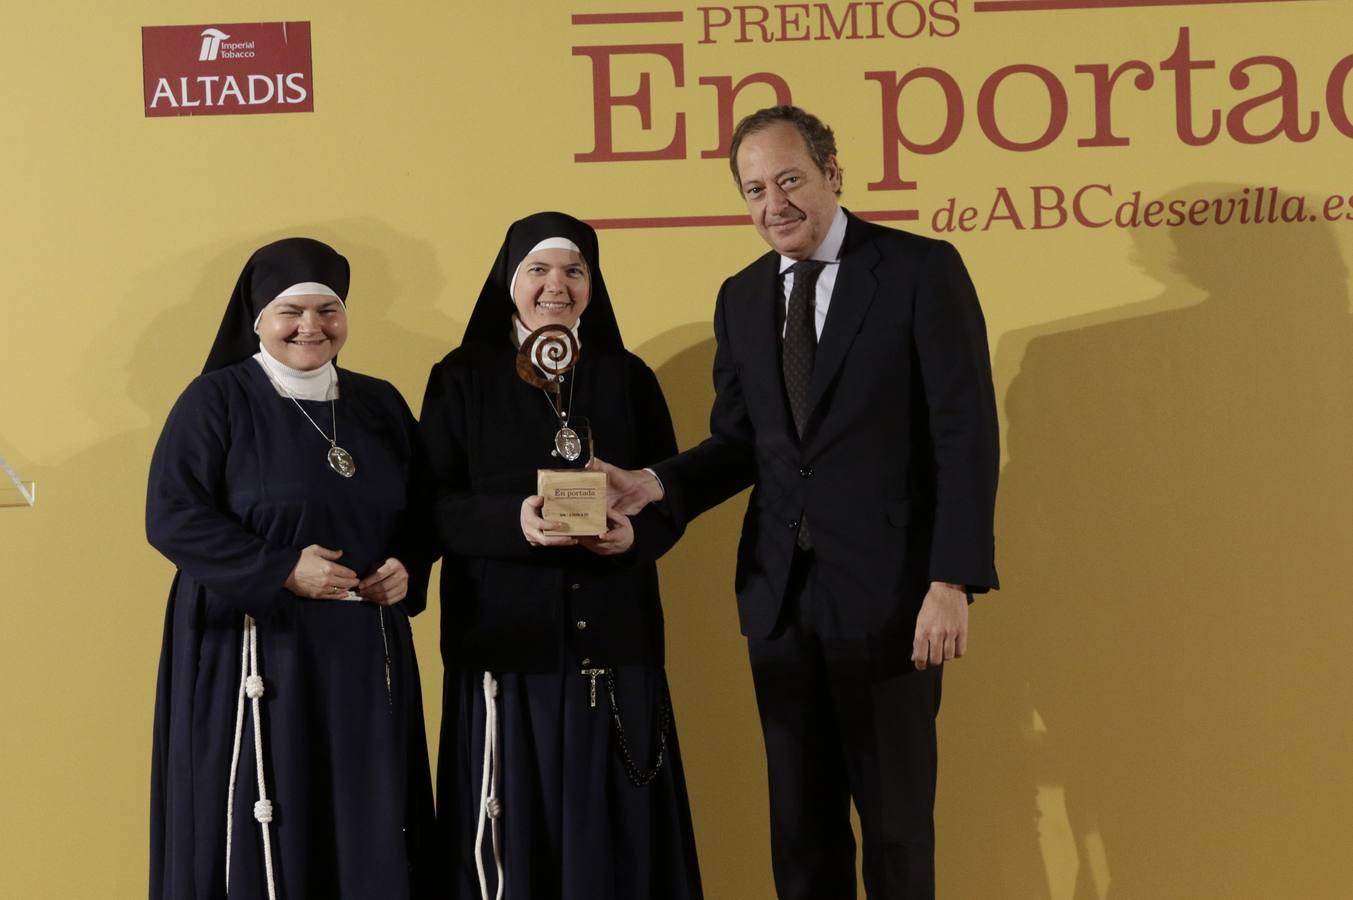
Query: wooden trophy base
xmin=537 ymin=469 xmax=608 ymax=535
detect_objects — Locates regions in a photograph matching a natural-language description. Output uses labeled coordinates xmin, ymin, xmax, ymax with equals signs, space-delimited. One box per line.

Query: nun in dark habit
xmin=147 ymin=238 xmax=439 ymax=899
xmin=420 ymin=212 xmax=703 ymax=899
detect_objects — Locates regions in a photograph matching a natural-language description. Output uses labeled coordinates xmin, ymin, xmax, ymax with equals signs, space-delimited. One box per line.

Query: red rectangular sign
xmin=141 ymin=21 xmax=314 ymax=118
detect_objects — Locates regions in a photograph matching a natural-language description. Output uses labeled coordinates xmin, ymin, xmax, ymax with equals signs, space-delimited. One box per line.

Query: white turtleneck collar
xmin=253 ymin=346 xmax=340 ymax=400
xmin=511 ymin=315 xmax=582 ymax=352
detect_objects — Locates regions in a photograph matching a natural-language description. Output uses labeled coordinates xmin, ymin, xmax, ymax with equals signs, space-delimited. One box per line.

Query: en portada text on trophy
xmin=517 ymin=323 xmax=608 ymax=535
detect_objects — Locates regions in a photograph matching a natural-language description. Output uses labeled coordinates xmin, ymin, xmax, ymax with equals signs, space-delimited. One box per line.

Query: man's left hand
xmin=912 ymin=581 xmax=968 ymax=670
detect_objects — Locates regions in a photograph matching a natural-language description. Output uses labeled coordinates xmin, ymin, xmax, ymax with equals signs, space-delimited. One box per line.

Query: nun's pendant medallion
xmin=328 ymin=445 xmax=357 ymax=478
xmin=554 ymin=427 xmax=582 ymax=462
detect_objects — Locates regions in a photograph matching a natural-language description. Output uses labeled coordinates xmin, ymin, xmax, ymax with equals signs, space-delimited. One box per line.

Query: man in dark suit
xmin=601 ymin=105 xmax=999 ymax=899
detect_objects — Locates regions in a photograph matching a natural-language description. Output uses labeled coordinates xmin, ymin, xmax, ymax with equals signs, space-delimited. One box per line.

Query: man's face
xmin=735 ymin=121 xmax=842 ymax=260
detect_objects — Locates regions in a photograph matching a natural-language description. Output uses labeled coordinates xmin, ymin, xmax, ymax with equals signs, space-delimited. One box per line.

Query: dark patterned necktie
xmin=782 ymin=259 xmax=825 ymax=437
xmin=781 ymin=259 xmax=824 ymax=550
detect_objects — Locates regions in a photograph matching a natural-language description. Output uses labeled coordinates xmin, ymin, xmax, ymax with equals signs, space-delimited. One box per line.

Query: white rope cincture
xmin=474 ymin=672 xmax=505 ymax=900
xmin=225 ymin=622 xmax=248 ymax=892
xmin=225 ymin=614 xmax=278 ymax=899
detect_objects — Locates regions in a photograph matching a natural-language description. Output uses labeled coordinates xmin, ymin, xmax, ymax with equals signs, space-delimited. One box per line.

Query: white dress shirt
xmin=779 ymin=206 xmax=848 ymax=339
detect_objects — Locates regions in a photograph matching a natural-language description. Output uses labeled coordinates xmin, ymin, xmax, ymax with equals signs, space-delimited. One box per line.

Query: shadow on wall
xmin=941 ymin=185 xmax=1353 ymax=900
xmin=635 ymin=323 xmax=771 ymax=899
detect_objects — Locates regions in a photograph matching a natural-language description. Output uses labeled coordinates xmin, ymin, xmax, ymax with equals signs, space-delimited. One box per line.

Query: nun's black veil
xmin=202 ymin=237 xmax=351 ymax=374
xmin=461 ymin=211 xmax=624 ymax=352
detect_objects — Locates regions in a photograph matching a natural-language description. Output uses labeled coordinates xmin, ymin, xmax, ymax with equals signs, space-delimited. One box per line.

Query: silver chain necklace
xmin=541 ymin=369 xmax=581 ymax=461
xmin=259 ymin=357 xmax=356 ymax=478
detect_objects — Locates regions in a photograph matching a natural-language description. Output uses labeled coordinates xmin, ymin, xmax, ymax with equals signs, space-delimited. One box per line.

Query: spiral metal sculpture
xmin=515 ymin=324 xmax=579 ymax=390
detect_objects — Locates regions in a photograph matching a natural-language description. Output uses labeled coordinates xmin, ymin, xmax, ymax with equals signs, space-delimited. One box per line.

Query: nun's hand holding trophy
xmin=516 ymin=325 xmax=630 ymax=552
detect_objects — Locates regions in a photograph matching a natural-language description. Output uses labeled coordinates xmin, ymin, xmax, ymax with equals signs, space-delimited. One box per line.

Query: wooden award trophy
xmin=517 ymin=325 xmax=607 ymax=536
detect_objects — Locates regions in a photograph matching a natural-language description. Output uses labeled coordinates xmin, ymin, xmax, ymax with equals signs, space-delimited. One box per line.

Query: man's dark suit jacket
xmin=655 ymin=212 xmax=999 ymax=641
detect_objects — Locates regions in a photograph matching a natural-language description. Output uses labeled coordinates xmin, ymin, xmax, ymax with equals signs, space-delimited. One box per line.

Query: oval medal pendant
xmin=554 ymin=427 xmax=582 ymax=462
xmin=328 ymin=445 xmax=356 ymax=478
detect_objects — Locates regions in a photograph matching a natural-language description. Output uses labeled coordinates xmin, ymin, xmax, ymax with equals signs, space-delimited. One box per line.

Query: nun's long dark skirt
xmin=442 ymin=664 xmax=703 ymax=900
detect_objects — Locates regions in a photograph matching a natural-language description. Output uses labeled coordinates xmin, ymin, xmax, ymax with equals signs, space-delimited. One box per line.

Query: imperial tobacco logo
xmin=198 ymin=28 xmax=229 ymax=62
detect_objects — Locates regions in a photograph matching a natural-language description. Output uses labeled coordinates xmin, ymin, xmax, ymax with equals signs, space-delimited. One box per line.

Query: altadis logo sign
xmin=142 ymin=21 xmax=314 ymax=118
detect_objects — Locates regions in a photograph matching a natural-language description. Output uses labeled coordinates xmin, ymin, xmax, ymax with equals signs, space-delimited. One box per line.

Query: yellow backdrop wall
xmin=2 ymin=1 xmax=1351 ymax=897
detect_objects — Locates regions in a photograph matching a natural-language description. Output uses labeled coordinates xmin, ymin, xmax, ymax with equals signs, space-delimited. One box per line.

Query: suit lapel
xmin=743 ymin=252 xmax=794 ymax=430
xmin=806 ymin=214 xmax=879 ymax=422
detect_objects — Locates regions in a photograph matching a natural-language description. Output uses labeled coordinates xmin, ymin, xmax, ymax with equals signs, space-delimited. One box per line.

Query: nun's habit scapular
xmin=420 ymin=212 xmax=703 ymax=900
xmin=147 ymin=238 xmax=439 ymax=899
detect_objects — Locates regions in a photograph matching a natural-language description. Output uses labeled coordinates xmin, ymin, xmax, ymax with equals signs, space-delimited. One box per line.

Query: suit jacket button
xmin=575 ymin=620 xmax=588 ymax=630
xmin=788 ymin=519 xmax=799 ymax=529
xmin=570 ymin=582 xmax=582 ymax=591
xmin=799 ymin=466 xmax=812 ymax=478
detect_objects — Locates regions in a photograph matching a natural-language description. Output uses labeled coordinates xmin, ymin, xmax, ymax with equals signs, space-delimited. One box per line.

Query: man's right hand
xmin=589 ymin=457 xmax=664 ymax=515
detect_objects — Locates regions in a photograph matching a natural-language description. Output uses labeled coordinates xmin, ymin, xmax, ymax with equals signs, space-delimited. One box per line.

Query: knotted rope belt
xmin=226 ymin=614 xmax=277 ymax=899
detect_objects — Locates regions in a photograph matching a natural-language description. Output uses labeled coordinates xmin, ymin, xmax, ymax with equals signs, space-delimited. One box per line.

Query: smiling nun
xmin=420 ymin=212 xmax=703 ymax=899
xmin=147 ymin=237 xmax=439 ymax=898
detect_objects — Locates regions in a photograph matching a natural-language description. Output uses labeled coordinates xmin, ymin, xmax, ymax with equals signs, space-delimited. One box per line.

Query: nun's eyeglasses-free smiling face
xmin=256 ymin=294 xmax=348 ymax=370
xmin=513 ymin=248 xmax=591 ymax=332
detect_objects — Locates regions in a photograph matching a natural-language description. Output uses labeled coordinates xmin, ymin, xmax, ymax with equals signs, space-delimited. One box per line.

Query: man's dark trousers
xmin=749 ymin=549 xmax=943 ymax=900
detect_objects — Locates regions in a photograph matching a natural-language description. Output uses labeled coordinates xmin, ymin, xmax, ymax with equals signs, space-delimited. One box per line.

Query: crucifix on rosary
xmin=581 ymin=667 xmax=607 ymax=708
